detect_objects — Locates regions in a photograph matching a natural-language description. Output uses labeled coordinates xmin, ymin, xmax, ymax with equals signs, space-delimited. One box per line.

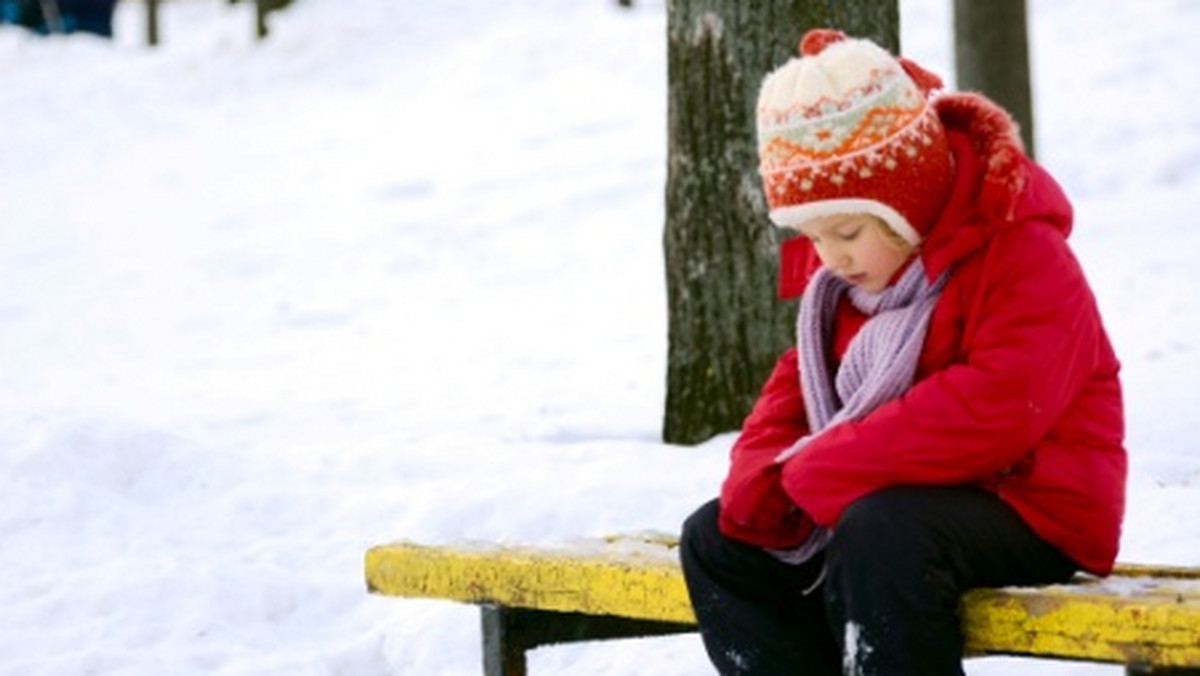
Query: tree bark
xmin=953 ymin=0 xmax=1035 ymax=157
xmin=663 ymin=0 xmax=898 ymax=445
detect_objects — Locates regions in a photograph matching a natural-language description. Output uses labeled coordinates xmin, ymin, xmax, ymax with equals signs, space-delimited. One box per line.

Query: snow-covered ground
xmin=1 ymin=0 xmax=1196 ymax=674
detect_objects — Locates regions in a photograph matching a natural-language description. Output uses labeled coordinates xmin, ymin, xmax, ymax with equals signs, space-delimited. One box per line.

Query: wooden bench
xmin=365 ymin=532 xmax=1200 ymax=676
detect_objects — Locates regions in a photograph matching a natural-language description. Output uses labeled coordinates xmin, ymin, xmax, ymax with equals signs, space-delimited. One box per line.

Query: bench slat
xmin=365 ymin=539 xmax=693 ymax=623
xmin=365 ymin=536 xmax=1200 ymax=668
xmin=962 ymin=582 xmax=1200 ymax=665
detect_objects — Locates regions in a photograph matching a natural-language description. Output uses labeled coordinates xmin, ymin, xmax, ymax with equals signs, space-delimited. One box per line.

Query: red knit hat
xmin=757 ymin=29 xmax=954 ymax=245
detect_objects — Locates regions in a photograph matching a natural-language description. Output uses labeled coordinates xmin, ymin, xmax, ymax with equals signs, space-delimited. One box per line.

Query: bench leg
xmin=481 ymin=605 xmax=528 ymax=676
xmin=480 ymin=605 xmax=695 ymax=675
xmin=1126 ymin=666 xmax=1200 ymax=675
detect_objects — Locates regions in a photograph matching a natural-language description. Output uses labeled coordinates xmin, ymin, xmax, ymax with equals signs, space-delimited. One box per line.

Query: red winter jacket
xmin=718 ymin=93 xmax=1127 ymax=575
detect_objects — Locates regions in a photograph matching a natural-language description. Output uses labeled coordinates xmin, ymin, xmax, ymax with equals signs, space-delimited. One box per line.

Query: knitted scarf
xmin=768 ymin=258 xmax=947 ymax=569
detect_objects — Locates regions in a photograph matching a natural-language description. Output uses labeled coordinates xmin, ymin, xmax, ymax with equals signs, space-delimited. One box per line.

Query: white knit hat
xmin=757 ymin=29 xmax=954 ymax=245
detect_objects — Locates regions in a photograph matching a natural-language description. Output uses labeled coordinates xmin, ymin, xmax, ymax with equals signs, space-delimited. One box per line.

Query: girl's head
xmin=756 ymin=29 xmax=955 ymax=248
xmin=798 ymin=213 xmax=914 ymax=292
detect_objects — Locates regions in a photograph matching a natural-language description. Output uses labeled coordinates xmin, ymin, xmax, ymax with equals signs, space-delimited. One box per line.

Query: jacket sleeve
xmin=718 ymin=348 xmax=816 ymax=548
xmin=781 ymin=222 xmax=1107 ymax=526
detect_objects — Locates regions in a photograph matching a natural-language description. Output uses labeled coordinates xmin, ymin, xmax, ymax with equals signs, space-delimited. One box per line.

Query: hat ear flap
xmin=778 ymin=235 xmax=820 ymax=299
xmin=899 ymin=57 xmax=944 ymax=94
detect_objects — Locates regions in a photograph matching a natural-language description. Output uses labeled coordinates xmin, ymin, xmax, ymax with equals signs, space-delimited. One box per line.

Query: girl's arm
xmin=718 ymin=348 xmax=817 ymax=548
xmin=781 ymin=222 xmax=1113 ymax=526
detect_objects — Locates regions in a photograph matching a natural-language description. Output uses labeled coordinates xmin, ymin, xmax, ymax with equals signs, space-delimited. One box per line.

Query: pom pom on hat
xmin=756 ymin=29 xmax=955 ymax=246
xmin=799 ymin=28 xmax=847 ymax=56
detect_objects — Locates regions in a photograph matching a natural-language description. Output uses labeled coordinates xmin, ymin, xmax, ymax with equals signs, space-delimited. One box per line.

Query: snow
xmin=1 ymin=0 xmax=1197 ymax=674
xmin=843 ymin=621 xmax=871 ymax=676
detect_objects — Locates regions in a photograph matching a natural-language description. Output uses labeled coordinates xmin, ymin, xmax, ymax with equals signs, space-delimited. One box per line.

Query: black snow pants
xmin=679 ymin=486 xmax=1078 ymax=676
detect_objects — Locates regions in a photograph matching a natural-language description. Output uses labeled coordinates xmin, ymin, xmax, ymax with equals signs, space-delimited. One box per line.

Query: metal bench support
xmin=481 ymin=605 xmax=693 ymax=676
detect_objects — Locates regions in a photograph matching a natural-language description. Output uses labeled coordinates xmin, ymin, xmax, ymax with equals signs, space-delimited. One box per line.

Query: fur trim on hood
xmin=933 ymin=92 xmax=1028 ymax=224
xmin=917 ymin=90 xmax=1073 ymax=281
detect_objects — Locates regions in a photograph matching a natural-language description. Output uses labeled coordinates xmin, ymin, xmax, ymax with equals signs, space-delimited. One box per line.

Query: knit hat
xmin=757 ymin=29 xmax=954 ymax=246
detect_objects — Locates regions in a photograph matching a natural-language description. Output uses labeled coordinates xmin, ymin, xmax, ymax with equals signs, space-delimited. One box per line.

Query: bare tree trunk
xmin=147 ymin=0 xmax=161 ymax=46
xmin=663 ymin=0 xmax=899 ymax=445
xmin=953 ymin=0 xmax=1035 ymax=157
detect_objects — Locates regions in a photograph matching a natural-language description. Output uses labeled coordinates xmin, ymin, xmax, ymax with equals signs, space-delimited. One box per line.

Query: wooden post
xmin=254 ymin=0 xmax=268 ymax=39
xmin=146 ymin=0 xmax=159 ymax=46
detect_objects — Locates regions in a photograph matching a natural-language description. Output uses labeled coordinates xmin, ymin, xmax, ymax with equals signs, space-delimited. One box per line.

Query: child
xmin=679 ymin=29 xmax=1126 ymax=676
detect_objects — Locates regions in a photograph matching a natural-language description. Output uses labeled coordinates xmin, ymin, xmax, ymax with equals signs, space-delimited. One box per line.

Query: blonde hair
xmin=873 ymin=217 xmax=916 ymax=252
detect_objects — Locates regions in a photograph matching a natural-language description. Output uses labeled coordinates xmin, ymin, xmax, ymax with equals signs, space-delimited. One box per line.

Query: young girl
xmin=679 ymin=29 xmax=1126 ymax=676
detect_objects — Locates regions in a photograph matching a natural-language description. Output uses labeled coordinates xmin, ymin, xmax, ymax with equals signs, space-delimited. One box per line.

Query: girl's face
xmin=798 ymin=213 xmax=914 ymax=293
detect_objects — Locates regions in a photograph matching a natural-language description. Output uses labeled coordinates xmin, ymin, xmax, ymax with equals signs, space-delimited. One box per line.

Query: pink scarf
xmin=769 ymin=259 xmax=947 ymax=568
xmin=791 ymin=259 xmax=947 ymax=451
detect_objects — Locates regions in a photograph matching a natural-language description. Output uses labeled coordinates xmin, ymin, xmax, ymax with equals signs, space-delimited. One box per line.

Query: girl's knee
xmin=827 ymin=487 xmax=933 ymax=574
xmin=832 ymin=489 xmax=905 ymax=544
xmin=680 ymin=499 xmax=723 ymax=566
xmin=681 ymin=499 xmax=720 ymax=545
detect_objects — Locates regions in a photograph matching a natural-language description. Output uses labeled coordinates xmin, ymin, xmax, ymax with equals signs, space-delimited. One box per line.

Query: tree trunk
xmin=953 ymin=0 xmax=1035 ymax=157
xmin=663 ymin=0 xmax=898 ymax=445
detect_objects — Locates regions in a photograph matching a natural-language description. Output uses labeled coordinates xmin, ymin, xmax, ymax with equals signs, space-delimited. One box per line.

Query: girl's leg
xmin=680 ymin=499 xmax=840 ymax=676
xmin=823 ymin=485 xmax=1078 ymax=676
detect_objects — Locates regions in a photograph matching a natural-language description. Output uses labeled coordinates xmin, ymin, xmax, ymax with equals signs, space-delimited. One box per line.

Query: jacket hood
xmin=777 ymin=91 xmax=1075 ymax=298
xmin=920 ymin=92 xmax=1074 ymax=279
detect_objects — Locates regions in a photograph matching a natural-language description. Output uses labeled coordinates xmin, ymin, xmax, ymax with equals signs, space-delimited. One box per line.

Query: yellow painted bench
xmin=365 ymin=533 xmax=1200 ymax=676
